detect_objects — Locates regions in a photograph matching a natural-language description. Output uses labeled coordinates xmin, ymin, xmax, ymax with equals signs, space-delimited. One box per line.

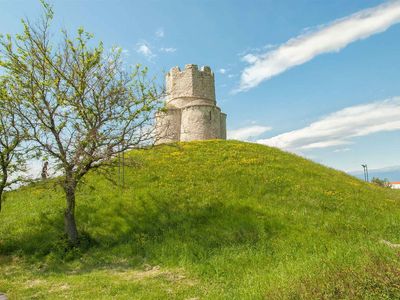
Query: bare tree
xmin=0 ymin=3 xmax=162 ymax=245
xmin=0 ymin=81 xmax=26 ymax=211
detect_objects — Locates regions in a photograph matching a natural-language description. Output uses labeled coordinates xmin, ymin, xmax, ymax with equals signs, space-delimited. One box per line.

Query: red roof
xmin=390 ymin=182 xmax=400 ymax=185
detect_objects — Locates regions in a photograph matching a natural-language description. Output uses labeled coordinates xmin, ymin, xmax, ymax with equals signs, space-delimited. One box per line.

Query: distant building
xmin=155 ymin=64 xmax=227 ymax=144
xmin=390 ymin=182 xmax=400 ymax=189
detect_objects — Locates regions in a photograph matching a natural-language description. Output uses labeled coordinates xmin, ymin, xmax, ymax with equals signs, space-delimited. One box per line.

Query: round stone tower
xmin=156 ymin=64 xmax=227 ymax=144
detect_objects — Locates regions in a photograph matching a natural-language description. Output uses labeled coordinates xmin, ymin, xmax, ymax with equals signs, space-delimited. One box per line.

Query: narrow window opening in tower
xmin=209 ymin=111 xmax=212 ymax=120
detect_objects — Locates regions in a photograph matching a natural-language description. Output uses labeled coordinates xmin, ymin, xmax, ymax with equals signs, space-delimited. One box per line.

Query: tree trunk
xmin=0 ymin=187 xmax=3 ymax=212
xmin=64 ymin=181 xmax=79 ymax=246
xmin=0 ymin=176 xmax=6 ymax=212
xmin=0 ymin=168 xmax=7 ymax=212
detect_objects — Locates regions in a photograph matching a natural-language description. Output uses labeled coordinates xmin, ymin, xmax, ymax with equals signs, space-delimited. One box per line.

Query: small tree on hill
xmin=0 ymin=3 xmax=162 ymax=245
xmin=0 ymin=82 xmax=26 ymax=211
xmin=371 ymin=177 xmax=391 ymax=188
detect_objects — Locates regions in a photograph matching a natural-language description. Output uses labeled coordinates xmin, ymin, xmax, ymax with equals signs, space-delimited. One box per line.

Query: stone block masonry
xmin=156 ymin=64 xmax=227 ymax=144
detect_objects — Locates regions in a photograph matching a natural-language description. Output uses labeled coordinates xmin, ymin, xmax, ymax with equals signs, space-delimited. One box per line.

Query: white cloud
xmin=238 ymin=1 xmax=400 ymax=91
xmin=258 ymin=97 xmax=400 ymax=150
xmin=160 ymin=47 xmax=177 ymax=53
xmin=242 ymin=54 xmax=258 ymax=64
xmin=113 ymin=46 xmax=130 ymax=56
xmin=136 ymin=42 xmax=155 ymax=60
xmin=219 ymin=68 xmax=227 ymax=74
xmin=333 ymin=148 xmax=351 ymax=153
xmin=228 ymin=125 xmax=272 ymax=141
xmin=155 ymin=28 xmax=164 ymax=38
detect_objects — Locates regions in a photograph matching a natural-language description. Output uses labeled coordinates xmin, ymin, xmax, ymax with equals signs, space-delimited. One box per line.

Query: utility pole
xmin=361 ymin=164 xmax=369 ymax=182
xmin=362 ymin=164 xmax=366 ymax=182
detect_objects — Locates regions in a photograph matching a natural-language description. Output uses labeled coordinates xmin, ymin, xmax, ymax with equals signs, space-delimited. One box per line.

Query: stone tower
xmin=156 ymin=64 xmax=227 ymax=144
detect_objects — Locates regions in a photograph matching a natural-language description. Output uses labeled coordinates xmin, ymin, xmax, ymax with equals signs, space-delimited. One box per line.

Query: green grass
xmin=1 ymin=140 xmax=400 ymax=299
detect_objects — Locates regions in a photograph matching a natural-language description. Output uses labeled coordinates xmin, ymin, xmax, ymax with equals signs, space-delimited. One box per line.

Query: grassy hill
xmin=1 ymin=140 xmax=400 ymax=299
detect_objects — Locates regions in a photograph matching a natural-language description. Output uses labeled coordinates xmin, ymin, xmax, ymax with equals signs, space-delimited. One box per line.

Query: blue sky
xmin=1 ymin=0 xmax=400 ymax=175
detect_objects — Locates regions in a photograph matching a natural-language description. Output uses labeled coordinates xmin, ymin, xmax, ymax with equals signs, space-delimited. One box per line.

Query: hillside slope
xmin=1 ymin=140 xmax=400 ymax=299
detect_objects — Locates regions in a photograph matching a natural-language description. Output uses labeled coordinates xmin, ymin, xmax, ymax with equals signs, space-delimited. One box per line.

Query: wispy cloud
xmin=155 ymin=28 xmax=164 ymax=38
xmin=258 ymin=97 xmax=400 ymax=150
xmin=160 ymin=47 xmax=177 ymax=53
xmin=136 ymin=42 xmax=155 ymax=60
xmin=219 ymin=68 xmax=227 ymax=74
xmin=238 ymin=1 xmax=400 ymax=91
xmin=333 ymin=148 xmax=351 ymax=153
xmin=113 ymin=46 xmax=130 ymax=56
xmin=228 ymin=125 xmax=272 ymax=141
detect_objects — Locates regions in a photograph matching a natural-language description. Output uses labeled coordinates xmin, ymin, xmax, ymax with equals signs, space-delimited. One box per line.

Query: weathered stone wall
xmin=180 ymin=105 xmax=221 ymax=141
xmin=166 ymin=64 xmax=216 ymax=108
xmin=155 ymin=64 xmax=227 ymax=144
xmin=220 ymin=113 xmax=227 ymax=140
xmin=155 ymin=108 xmax=181 ymax=144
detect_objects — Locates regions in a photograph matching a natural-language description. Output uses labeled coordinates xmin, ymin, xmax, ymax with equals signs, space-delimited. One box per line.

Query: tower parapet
xmin=156 ymin=64 xmax=227 ymax=144
xmin=166 ymin=64 xmax=216 ymax=108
